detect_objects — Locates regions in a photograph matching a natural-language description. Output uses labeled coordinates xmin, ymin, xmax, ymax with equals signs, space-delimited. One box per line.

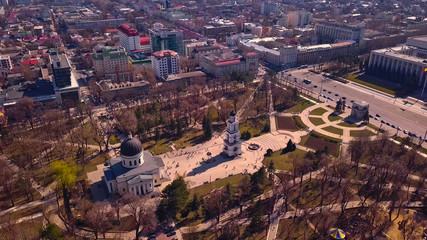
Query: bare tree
xmin=86 ymin=201 xmax=114 ymax=239
xmin=203 ymin=188 xmax=229 ymax=223
xmin=123 ymin=195 xmax=157 ymax=239
xmin=0 ymin=158 xmax=15 ymax=206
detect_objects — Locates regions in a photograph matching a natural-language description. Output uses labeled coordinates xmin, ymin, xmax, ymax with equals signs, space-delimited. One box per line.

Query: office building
xmin=0 ymin=55 xmax=12 ymax=69
xmin=279 ymin=11 xmax=313 ymax=28
xmin=92 ymin=45 xmax=132 ymax=82
xmin=239 ymin=38 xmax=297 ymax=69
xmin=199 ymin=52 xmax=258 ymax=78
xmin=315 ymin=21 xmax=365 ymax=43
xmin=118 ymin=24 xmax=141 ymax=52
xmin=297 ymin=41 xmax=358 ymax=64
xmin=149 ymin=25 xmax=184 ymax=56
xmin=203 ymin=19 xmax=237 ymax=42
xmin=367 ymin=36 xmax=427 ymax=88
xmin=49 ymin=52 xmax=80 ymax=105
xmin=151 ymin=50 xmax=180 ymax=79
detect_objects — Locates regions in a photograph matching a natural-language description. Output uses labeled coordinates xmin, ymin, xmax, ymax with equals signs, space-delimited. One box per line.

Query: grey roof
xmin=103 ymin=151 xmax=165 ymax=182
xmin=127 ymin=174 xmax=153 ymax=184
xmin=120 ymin=137 xmax=143 ymax=157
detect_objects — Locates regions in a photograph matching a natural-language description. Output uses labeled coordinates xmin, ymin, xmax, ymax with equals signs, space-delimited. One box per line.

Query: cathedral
xmin=103 ymin=136 xmax=167 ymax=196
xmin=223 ymin=111 xmax=242 ymax=157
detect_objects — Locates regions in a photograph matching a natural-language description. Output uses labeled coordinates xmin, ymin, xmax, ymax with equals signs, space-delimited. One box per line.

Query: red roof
xmin=215 ymin=59 xmax=241 ymax=66
xmin=22 ymin=59 xmax=38 ymax=65
xmin=117 ymin=24 xmax=139 ymax=37
xmin=106 ymin=28 xmax=118 ymax=33
xmin=245 ymin=52 xmax=257 ymax=57
xmin=140 ymin=37 xmax=150 ymax=45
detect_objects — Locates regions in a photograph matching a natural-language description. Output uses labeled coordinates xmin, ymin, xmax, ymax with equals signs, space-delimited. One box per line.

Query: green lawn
xmin=346 ymin=73 xmax=396 ymax=96
xmin=277 ymin=219 xmax=315 ymax=240
xmin=308 ymin=117 xmax=325 ymax=126
xmin=350 ymin=129 xmax=376 ymax=137
xmin=338 ymin=121 xmax=358 ymax=128
xmin=76 ymin=151 xmax=111 ymax=181
xmin=292 ymin=116 xmax=308 ymax=129
xmin=189 ymin=174 xmax=246 ymax=198
xmin=285 ymin=99 xmax=315 ymax=113
xmin=309 ymin=107 xmax=327 ymax=116
xmin=328 ymin=113 xmax=342 ymax=122
xmin=239 ymin=115 xmax=269 ymax=137
xmin=143 ymin=129 xmax=206 ymax=155
xmin=322 ymin=126 xmax=343 ymax=135
xmin=262 ymin=149 xmax=307 ymax=171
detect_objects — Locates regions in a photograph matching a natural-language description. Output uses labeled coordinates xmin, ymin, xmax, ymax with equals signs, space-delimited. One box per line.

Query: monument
xmin=350 ymin=101 xmax=370 ymax=121
xmin=223 ymin=111 xmax=242 ymax=157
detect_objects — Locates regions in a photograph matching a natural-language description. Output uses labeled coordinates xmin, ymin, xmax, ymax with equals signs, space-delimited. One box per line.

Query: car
xmin=413 ymin=134 xmax=418 ymax=138
xmin=328 ymin=91 xmax=332 ymax=94
xmin=342 ymin=97 xmax=346 ymax=100
xmin=331 ymin=98 xmax=334 ymax=101
xmin=403 ymin=130 xmax=407 ymax=134
xmin=148 ymin=234 xmax=157 ymax=240
xmin=375 ymin=114 xmax=381 ymax=117
xmin=323 ymin=89 xmax=327 ymax=92
xmin=369 ymin=115 xmax=373 ymax=118
xmin=351 ymin=100 xmax=355 ymax=103
xmin=347 ymin=105 xmax=351 ymax=109
xmin=397 ymin=126 xmax=401 ymax=130
xmin=386 ymin=122 xmax=390 ymax=126
xmin=391 ymin=125 xmax=396 ymax=128
xmin=166 ymin=231 xmax=176 ymax=237
xmin=374 ymin=117 xmax=379 ymax=120
xmin=335 ymin=93 xmax=339 ymax=96
xmin=314 ymin=85 xmax=317 ymax=88
xmin=408 ymin=132 xmax=413 ymax=136
xmin=381 ymin=120 xmax=385 ymax=124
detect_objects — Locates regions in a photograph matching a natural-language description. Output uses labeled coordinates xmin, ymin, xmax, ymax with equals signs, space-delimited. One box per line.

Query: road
xmin=285 ymin=69 xmax=427 ymax=139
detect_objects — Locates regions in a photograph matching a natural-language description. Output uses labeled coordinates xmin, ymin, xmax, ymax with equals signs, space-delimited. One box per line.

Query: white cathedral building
xmin=103 ymin=136 xmax=167 ymax=196
xmin=223 ymin=111 xmax=242 ymax=157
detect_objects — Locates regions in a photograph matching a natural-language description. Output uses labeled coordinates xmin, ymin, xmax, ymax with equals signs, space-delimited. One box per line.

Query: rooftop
xmin=118 ymin=24 xmax=139 ymax=37
xmin=166 ymin=71 xmax=206 ymax=82
xmin=152 ymin=50 xmax=179 ymax=58
xmin=50 ymin=54 xmax=70 ymax=69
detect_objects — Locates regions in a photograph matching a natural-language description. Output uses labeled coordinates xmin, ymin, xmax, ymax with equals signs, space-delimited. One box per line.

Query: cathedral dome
xmin=120 ymin=137 xmax=143 ymax=157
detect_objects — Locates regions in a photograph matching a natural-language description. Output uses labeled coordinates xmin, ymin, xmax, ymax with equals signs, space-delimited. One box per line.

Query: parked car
xmin=375 ymin=114 xmax=381 ymax=117
xmin=166 ymin=231 xmax=177 ymax=237
xmin=374 ymin=117 xmax=379 ymax=121
xmin=381 ymin=120 xmax=385 ymax=124
xmin=403 ymin=130 xmax=407 ymax=134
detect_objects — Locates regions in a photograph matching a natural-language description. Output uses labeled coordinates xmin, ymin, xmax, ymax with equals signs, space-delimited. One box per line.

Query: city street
xmin=285 ymin=69 xmax=427 ymax=139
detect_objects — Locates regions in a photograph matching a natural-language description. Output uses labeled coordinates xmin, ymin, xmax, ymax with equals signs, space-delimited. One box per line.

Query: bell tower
xmin=223 ymin=111 xmax=242 ymax=157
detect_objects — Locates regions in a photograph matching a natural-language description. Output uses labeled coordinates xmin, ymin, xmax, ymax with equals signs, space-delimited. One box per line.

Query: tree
xmin=0 ymin=159 xmax=15 ymax=206
xmin=115 ymin=109 xmax=138 ymax=135
xmin=247 ymin=211 xmax=265 ymax=234
xmin=202 ymin=115 xmax=212 ymax=140
xmin=123 ymin=195 xmax=156 ymax=240
xmin=219 ymin=217 xmax=239 ymax=240
xmin=335 ymin=98 xmax=343 ymax=113
xmin=157 ymin=177 xmax=189 ymax=221
xmin=282 ymin=139 xmax=296 ymax=154
xmin=86 ymin=201 xmax=114 ymax=239
xmin=16 ymin=97 xmax=35 ymax=129
xmin=51 ymin=161 xmax=79 ymax=219
xmin=267 ymin=161 xmax=275 ymax=181
xmin=265 ymin=149 xmax=273 ymax=157
xmin=203 ymin=188 xmax=229 ymax=223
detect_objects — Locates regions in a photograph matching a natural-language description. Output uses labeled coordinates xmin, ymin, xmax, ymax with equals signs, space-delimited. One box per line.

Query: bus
xmin=303 ymin=78 xmax=312 ymax=84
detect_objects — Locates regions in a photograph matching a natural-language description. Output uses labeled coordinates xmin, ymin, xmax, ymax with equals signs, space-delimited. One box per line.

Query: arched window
xmin=138 ymin=159 xmax=141 ymax=163
xmin=129 ymin=161 xmax=132 ymax=166
xmin=134 ymin=160 xmax=137 ymax=166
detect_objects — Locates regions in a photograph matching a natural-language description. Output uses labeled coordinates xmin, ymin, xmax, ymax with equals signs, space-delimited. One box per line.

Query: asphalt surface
xmin=283 ymin=69 xmax=427 ymax=139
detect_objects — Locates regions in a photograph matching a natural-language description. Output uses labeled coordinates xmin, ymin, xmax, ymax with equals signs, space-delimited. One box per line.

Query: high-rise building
xmin=279 ymin=11 xmax=313 ymax=28
xmin=151 ymin=50 xmax=180 ymax=79
xmin=0 ymin=55 xmax=12 ymax=69
xmin=49 ymin=51 xmax=80 ymax=104
xmin=223 ymin=111 xmax=242 ymax=157
xmin=92 ymin=45 xmax=132 ymax=82
xmin=149 ymin=25 xmax=184 ymax=56
xmin=315 ymin=21 xmax=365 ymax=43
xmin=118 ymin=24 xmax=141 ymax=52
